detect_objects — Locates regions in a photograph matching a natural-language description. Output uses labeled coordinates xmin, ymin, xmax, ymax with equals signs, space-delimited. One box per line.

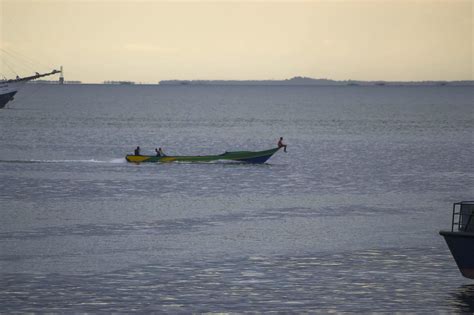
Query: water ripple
xmin=0 ymin=247 xmax=471 ymax=313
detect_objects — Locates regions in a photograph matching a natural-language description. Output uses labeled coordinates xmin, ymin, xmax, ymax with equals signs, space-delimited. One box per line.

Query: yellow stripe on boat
xmin=126 ymin=155 xmax=151 ymax=163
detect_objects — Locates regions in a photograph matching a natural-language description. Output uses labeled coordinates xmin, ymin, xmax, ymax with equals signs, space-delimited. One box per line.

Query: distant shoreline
xmin=29 ymin=76 xmax=474 ymax=86
xmin=158 ymin=76 xmax=473 ymax=86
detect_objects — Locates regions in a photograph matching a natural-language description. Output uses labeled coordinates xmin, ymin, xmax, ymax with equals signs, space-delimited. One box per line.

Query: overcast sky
xmin=1 ymin=0 xmax=472 ymax=83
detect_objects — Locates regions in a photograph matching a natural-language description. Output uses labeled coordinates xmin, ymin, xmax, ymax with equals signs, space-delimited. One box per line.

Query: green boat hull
xmin=126 ymin=147 xmax=280 ymax=164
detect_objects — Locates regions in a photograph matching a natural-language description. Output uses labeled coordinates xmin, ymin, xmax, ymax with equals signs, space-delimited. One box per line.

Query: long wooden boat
xmin=126 ymin=147 xmax=281 ymax=164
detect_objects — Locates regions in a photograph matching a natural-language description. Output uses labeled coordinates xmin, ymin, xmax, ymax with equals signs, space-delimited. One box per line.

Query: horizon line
xmin=31 ymin=76 xmax=474 ymax=85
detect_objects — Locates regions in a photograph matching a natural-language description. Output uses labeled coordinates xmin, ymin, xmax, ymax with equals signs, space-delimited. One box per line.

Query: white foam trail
xmin=24 ymin=158 xmax=127 ymax=164
xmin=109 ymin=158 xmax=127 ymax=164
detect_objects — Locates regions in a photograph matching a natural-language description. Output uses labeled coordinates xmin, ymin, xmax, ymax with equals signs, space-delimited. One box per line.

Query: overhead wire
xmin=1 ymin=48 xmax=39 ymax=75
xmin=2 ymin=47 xmax=52 ymax=72
xmin=1 ymin=14 xmax=57 ymax=73
xmin=1 ymin=58 xmax=19 ymax=77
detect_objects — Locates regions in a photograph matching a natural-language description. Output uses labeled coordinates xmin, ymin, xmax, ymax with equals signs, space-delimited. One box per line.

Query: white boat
xmin=0 ymin=69 xmax=60 ymax=109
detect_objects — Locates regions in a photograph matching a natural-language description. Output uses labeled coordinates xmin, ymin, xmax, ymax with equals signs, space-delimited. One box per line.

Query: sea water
xmin=0 ymin=84 xmax=473 ymax=312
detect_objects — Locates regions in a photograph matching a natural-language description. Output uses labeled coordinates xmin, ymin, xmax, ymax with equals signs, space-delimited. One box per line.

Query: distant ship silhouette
xmin=0 ymin=69 xmax=61 ymax=109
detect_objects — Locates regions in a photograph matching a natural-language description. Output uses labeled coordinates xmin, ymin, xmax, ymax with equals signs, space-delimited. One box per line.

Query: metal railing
xmin=451 ymin=201 xmax=474 ymax=232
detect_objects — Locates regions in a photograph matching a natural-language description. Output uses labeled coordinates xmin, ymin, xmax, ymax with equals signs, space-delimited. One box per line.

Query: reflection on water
xmin=0 ymin=247 xmax=471 ymax=312
xmin=452 ymin=285 xmax=474 ymax=313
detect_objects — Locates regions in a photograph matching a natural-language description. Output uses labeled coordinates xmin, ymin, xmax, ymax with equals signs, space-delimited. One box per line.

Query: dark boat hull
xmin=440 ymin=231 xmax=474 ymax=279
xmin=0 ymin=91 xmax=17 ymax=109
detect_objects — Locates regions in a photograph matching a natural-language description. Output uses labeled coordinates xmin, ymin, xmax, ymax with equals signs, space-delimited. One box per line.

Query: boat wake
xmin=0 ymin=158 xmax=126 ymax=164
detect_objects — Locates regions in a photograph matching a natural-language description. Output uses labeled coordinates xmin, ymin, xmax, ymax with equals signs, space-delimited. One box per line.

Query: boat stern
xmin=125 ymin=155 xmax=153 ymax=163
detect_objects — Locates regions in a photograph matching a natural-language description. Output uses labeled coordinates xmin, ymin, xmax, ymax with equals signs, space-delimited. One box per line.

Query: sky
xmin=0 ymin=0 xmax=472 ymax=83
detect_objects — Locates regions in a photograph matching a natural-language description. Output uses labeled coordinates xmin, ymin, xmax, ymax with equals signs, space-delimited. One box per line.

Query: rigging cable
xmin=1 ymin=48 xmax=37 ymax=75
xmin=1 ymin=58 xmax=19 ymax=77
xmin=2 ymin=47 xmax=51 ymax=73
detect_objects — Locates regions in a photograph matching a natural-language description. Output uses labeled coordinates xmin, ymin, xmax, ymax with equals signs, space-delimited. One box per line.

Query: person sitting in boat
xmin=134 ymin=146 xmax=141 ymax=156
xmin=155 ymin=147 xmax=166 ymax=157
xmin=278 ymin=137 xmax=287 ymax=152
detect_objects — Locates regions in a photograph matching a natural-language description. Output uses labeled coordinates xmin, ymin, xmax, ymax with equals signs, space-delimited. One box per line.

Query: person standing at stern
xmin=278 ymin=137 xmax=287 ymax=152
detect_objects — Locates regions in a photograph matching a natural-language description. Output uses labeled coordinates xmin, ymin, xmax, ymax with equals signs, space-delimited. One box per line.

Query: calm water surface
xmin=0 ymin=85 xmax=473 ymax=312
